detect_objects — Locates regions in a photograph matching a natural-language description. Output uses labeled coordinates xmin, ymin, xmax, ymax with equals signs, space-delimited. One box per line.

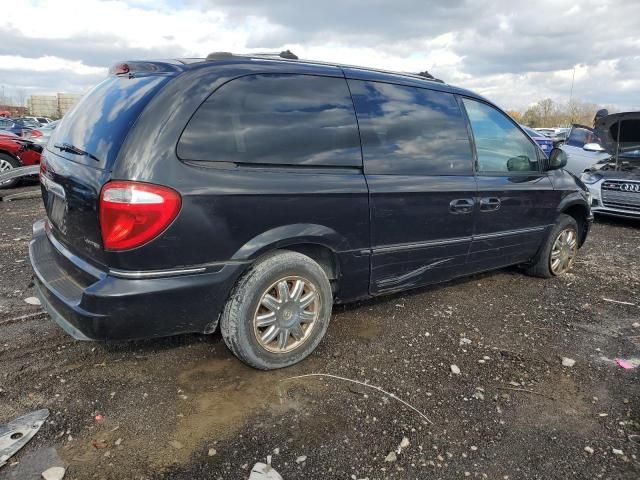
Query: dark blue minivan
xmin=30 ymin=52 xmax=592 ymax=369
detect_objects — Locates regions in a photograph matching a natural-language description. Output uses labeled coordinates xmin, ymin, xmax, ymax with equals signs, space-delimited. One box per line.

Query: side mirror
xmin=545 ymin=148 xmax=568 ymax=171
xmin=583 ymin=142 xmax=605 ymax=152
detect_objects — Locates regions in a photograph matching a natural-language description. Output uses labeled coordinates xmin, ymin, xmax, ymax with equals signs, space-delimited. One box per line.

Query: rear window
xmin=49 ymin=75 xmax=170 ymax=170
xmin=348 ymin=80 xmax=473 ymax=175
xmin=177 ymin=74 xmax=361 ymax=167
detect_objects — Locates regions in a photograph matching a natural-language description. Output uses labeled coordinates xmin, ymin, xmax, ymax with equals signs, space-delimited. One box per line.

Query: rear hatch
xmin=42 ymin=66 xmax=174 ymax=265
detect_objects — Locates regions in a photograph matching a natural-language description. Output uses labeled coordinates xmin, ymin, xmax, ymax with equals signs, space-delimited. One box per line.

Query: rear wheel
xmin=221 ymin=250 xmax=333 ymax=370
xmin=0 ymin=153 xmax=21 ymax=189
xmin=526 ymin=214 xmax=579 ymax=278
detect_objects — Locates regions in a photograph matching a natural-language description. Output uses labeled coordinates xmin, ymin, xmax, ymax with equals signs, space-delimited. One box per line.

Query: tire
xmin=220 ymin=250 xmax=333 ymax=370
xmin=0 ymin=153 xmax=21 ymax=189
xmin=526 ymin=214 xmax=579 ymax=278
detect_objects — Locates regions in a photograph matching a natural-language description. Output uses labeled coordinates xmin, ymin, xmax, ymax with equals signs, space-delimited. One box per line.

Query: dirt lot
xmin=1 ymin=191 xmax=639 ymax=480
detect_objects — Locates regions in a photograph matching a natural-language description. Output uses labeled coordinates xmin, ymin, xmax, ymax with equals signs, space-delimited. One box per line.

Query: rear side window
xmin=462 ymin=98 xmax=539 ymax=173
xmin=178 ymin=74 xmax=361 ymax=167
xmin=348 ymin=80 xmax=473 ymax=175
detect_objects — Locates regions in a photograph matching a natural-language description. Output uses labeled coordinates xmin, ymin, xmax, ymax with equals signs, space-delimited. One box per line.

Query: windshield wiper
xmin=54 ymin=143 xmax=100 ymax=162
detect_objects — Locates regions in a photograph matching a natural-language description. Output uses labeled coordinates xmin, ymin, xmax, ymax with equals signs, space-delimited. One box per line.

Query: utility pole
xmin=568 ymin=66 xmax=576 ymax=123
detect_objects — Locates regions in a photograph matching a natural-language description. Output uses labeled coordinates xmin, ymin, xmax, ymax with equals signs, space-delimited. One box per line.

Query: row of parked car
xmin=0 ymin=116 xmax=59 ymax=143
xmin=535 ymin=127 xmax=570 ymax=142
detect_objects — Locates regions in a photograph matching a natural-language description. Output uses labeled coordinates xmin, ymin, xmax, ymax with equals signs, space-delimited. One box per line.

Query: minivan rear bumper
xmin=29 ymin=219 xmax=244 ymax=341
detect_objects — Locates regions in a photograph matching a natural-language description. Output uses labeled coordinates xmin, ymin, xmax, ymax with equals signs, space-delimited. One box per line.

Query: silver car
xmin=560 ymin=124 xmax=610 ymax=174
xmin=580 ymin=112 xmax=640 ymax=219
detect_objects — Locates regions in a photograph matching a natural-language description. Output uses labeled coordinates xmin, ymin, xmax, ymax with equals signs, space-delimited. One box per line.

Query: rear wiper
xmin=54 ymin=143 xmax=100 ymax=162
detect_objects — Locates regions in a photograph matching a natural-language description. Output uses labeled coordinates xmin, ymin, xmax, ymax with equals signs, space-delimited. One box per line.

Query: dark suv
xmin=30 ymin=53 xmax=592 ymax=369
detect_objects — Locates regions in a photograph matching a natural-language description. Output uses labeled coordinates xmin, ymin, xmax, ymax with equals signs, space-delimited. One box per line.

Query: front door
xmin=460 ymin=98 xmax=560 ymax=272
xmin=346 ymin=77 xmax=477 ymax=294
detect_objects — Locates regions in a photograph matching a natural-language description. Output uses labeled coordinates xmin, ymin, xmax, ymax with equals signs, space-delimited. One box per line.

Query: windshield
xmin=522 ymin=126 xmax=542 ymax=138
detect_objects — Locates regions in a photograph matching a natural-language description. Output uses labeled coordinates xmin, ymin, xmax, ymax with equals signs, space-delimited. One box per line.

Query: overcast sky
xmin=1 ymin=0 xmax=639 ymax=111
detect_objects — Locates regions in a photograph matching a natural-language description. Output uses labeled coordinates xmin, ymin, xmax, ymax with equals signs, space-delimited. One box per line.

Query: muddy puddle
xmin=57 ymin=342 xmax=319 ymax=475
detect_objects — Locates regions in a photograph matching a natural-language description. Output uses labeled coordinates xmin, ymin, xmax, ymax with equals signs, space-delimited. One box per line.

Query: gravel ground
xmin=0 ymin=192 xmax=639 ymax=480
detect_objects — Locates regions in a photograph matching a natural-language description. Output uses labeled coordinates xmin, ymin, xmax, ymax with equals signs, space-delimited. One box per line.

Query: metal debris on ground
xmin=0 ymin=165 xmax=40 ymax=193
xmin=0 ymin=409 xmax=50 ymax=468
xmin=0 ymin=189 xmax=42 ymax=202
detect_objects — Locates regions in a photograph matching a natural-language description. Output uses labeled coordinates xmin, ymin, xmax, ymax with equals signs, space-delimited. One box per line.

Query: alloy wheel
xmin=253 ymin=276 xmax=320 ymax=354
xmin=0 ymin=158 xmax=14 ymax=186
xmin=550 ymin=228 xmax=578 ymax=275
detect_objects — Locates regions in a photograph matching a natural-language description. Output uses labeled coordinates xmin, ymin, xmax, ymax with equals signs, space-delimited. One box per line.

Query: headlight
xmin=580 ymin=171 xmax=602 ymax=184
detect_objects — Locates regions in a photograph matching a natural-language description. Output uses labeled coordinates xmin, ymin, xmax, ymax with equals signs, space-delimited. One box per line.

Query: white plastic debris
xmin=384 ymin=451 xmax=397 ymax=462
xmin=399 ymin=437 xmax=410 ymax=449
xmin=24 ymin=296 xmax=41 ymax=306
xmin=561 ymin=357 xmax=576 ymax=367
xmin=248 ymin=462 xmax=283 ymax=480
xmin=295 ymin=455 xmax=307 ymax=464
xmin=41 ymin=466 xmax=65 ymax=480
xmin=208 ymin=448 xmax=217 ymax=456
xmin=584 ymin=446 xmax=594 ymax=454
xmin=612 ymin=448 xmax=624 ymax=456
xmin=450 ymin=364 xmax=461 ymax=375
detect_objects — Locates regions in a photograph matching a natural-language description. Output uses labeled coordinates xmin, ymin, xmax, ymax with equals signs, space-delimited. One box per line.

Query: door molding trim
xmin=372 ymin=236 xmax=472 ymax=255
xmin=372 ymin=225 xmax=550 ymax=255
xmin=473 ymin=225 xmax=549 ymax=241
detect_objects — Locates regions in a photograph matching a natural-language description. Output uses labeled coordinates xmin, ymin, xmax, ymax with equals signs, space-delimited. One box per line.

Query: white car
xmin=560 ymin=124 xmax=610 ymax=174
xmin=534 ymin=128 xmax=556 ymax=137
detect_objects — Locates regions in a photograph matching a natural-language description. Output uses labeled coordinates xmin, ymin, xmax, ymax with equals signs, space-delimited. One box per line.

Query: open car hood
xmin=594 ymin=111 xmax=640 ymax=157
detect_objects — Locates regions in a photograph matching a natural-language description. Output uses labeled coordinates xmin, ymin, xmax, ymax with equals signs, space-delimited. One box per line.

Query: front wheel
xmin=220 ymin=250 xmax=333 ymax=370
xmin=526 ymin=214 xmax=579 ymax=278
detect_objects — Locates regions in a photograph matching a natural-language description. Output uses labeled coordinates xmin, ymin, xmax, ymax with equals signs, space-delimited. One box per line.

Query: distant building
xmin=28 ymin=93 xmax=84 ymax=118
xmin=57 ymin=93 xmax=83 ymax=116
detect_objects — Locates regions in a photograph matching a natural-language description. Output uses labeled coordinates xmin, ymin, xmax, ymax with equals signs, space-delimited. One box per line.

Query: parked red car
xmin=0 ymin=133 xmax=42 ymax=188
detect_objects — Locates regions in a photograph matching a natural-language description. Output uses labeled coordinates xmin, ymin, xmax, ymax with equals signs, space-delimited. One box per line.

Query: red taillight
xmin=99 ymin=181 xmax=181 ymax=251
xmin=30 ymin=130 xmax=43 ymax=138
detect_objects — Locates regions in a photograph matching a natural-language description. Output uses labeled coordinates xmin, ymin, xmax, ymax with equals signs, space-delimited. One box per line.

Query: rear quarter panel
xmin=109 ymin=62 xmax=371 ymax=301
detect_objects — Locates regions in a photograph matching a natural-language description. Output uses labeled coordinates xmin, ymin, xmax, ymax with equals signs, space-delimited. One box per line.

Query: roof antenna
xmin=417 ymin=70 xmax=435 ymax=79
xmin=279 ymin=50 xmax=298 ymax=60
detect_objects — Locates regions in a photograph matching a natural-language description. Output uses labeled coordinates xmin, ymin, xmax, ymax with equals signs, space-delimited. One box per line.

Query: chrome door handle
xmin=480 ymin=197 xmax=501 ymax=212
xmin=449 ymin=198 xmax=475 ymax=214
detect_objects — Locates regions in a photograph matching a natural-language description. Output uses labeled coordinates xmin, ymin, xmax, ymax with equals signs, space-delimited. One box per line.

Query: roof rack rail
xmin=245 ymin=50 xmax=299 ymax=60
xmin=204 ymin=51 xmax=445 ymax=84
